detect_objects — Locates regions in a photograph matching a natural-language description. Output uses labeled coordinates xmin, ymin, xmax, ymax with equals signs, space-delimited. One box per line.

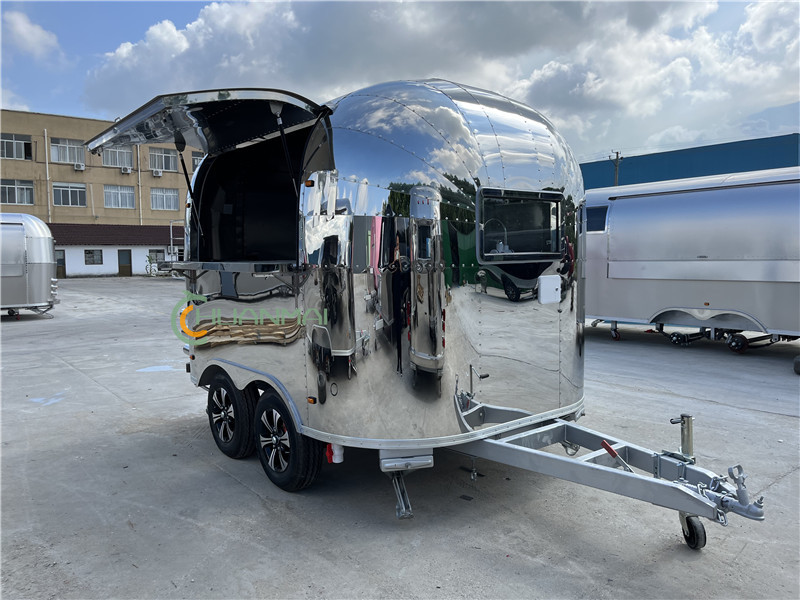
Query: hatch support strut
xmin=174 ymin=129 xmax=203 ymax=238
xmin=270 ymin=102 xmax=299 ymax=202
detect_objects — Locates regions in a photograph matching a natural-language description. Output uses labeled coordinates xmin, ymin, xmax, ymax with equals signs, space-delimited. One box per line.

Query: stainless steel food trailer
xmin=87 ymin=80 xmax=764 ymax=548
xmin=0 ymin=213 xmax=58 ymax=317
xmin=585 ymin=167 xmax=800 ymax=351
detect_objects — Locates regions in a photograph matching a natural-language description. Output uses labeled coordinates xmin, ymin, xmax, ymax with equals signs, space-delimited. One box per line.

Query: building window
xmin=84 ymin=249 xmax=103 ymax=265
xmin=148 ymin=249 xmax=166 ymax=262
xmin=1 ymin=133 xmax=33 ymax=160
xmin=149 ymin=147 xmax=177 ymax=172
xmin=151 ymin=187 xmax=180 ymax=211
xmin=50 ymin=138 xmax=85 ymax=164
xmin=103 ymin=184 xmax=135 ymax=209
xmin=53 ymin=182 xmax=87 ymax=207
xmin=192 ymin=151 xmax=204 ymax=171
xmin=1 ymin=179 xmax=34 ymax=204
xmin=102 ymin=147 xmax=133 ymax=168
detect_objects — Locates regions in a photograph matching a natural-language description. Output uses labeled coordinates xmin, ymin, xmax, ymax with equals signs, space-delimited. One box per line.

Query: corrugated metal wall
xmin=580 ymin=133 xmax=799 ymax=190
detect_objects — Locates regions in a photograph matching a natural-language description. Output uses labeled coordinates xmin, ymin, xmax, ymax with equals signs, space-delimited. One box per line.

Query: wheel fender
xmin=649 ymin=307 xmax=767 ymax=332
xmin=198 ymin=364 xmax=228 ymax=388
xmin=202 ymin=358 xmax=305 ymax=433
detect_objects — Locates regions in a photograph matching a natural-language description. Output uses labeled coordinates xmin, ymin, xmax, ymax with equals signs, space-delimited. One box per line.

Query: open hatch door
xmin=86 ymin=88 xmax=327 ymax=156
xmin=86 ymin=89 xmax=333 ymax=273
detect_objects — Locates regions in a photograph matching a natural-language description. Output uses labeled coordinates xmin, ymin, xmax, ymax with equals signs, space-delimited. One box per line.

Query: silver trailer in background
xmin=87 ymin=81 xmax=764 ymax=548
xmin=408 ymin=186 xmax=445 ymax=390
xmin=585 ymin=167 xmax=800 ymax=351
xmin=1 ymin=213 xmax=58 ymax=318
xmin=305 ymin=191 xmax=359 ymax=380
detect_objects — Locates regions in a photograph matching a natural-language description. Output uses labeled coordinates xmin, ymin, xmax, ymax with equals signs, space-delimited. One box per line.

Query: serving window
xmin=477 ymin=189 xmax=561 ymax=263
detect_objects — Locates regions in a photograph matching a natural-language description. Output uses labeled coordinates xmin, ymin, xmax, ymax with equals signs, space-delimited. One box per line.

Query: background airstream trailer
xmin=408 ymin=186 xmax=445 ymax=389
xmin=1 ymin=213 xmax=58 ymax=317
xmin=584 ymin=167 xmax=800 ymax=351
xmin=87 ymin=81 xmax=765 ymax=545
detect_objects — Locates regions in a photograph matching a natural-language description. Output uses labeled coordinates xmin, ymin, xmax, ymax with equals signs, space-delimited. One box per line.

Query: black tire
xmin=503 ymin=278 xmax=520 ymax=302
xmin=682 ymin=515 xmax=707 ymax=550
xmin=254 ymin=392 xmax=323 ymax=492
xmin=670 ymin=332 xmax=686 ymax=346
xmin=727 ymin=333 xmax=749 ymax=353
xmin=207 ymin=374 xmax=256 ymax=459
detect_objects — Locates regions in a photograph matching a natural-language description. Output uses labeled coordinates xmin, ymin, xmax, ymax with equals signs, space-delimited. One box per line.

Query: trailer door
xmin=1 ymin=223 xmax=27 ymax=307
xmin=86 ymin=89 xmax=327 ymax=158
xmin=86 ymin=89 xmax=331 ymax=268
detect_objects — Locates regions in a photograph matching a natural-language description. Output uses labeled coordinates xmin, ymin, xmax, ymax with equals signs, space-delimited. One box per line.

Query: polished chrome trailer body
xmin=87 ymin=81 xmax=764 ymax=546
xmin=0 ymin=213 xmax=58 ymax=317
xmin=585 ymin=167 xmax=800 ymax=350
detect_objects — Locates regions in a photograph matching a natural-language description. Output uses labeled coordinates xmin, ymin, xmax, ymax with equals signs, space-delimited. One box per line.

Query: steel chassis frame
xmin=383 ymin=415 xmax=764 ymax=547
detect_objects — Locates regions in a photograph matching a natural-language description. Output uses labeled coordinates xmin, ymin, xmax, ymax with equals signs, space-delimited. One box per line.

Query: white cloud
xmin=81 ymin=1 xmax=799 ymax=160
xmin=645 ymin=125 xmax=704 ymax=149
xmin=738 ymin=2 xmax=800 ymax=54
xmin=2 ymin=11 xmax=64 ymax=63
xmin=86 ymin=3 xmax=301 ymax=113
xmin=1 ymin=88 xmax=30 ymax=111
xmin=504 ymin=2 xmax=798 ymax=159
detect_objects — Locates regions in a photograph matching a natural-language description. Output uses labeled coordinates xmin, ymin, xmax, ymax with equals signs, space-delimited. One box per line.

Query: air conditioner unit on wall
xmin=74 ymin=163 xmax=85 ymax=171
xmin=120 ymin=166 xmax=132 ymax=174
xmin=152 ymin=169 xmax=163 ymax=177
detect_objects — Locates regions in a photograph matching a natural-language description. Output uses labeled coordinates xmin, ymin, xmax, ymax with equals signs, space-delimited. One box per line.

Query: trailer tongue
xmin=447 ymin=416 xmax=763 ymax=549
xmin=379 ymin=396 xmax=764 ymax=548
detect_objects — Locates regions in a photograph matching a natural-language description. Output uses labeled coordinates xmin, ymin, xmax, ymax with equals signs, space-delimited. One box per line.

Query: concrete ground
xmin=1 ymin=277 xmax=798 ymax=599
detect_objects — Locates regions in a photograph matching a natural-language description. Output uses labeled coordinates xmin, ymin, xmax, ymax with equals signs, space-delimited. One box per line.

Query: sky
xmin=1 ymin=0 xmax=798 ymax=162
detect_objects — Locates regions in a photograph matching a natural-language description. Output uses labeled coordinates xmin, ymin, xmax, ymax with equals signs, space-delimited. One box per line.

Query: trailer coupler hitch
xmin=676 ymin=466 xmax=765 ymax=525
xmin=664 ymin=415 xmax=764 ymax=523
xmin=719 ymin=465 xmax=765 ymax=521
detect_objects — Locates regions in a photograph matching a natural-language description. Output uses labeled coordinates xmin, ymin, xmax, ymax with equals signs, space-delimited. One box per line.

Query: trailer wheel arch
xmin=199 ymin=365 xmax=306 ymax=434
xmin=650 ymin=308 xmax=766 ymax=333
xmin=241 ymin=379 xmax=307 ymax=437
xmin=198 ymin=364 xmax=228 ymax=388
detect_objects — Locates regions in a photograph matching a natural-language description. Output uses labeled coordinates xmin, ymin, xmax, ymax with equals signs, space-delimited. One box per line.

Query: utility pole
xmin=609 ymin=150 xmax=623 ymax=186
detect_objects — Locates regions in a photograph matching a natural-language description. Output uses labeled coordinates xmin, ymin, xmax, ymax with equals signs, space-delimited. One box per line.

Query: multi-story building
xmin=1 ymin=109 xmax=201 ymax=276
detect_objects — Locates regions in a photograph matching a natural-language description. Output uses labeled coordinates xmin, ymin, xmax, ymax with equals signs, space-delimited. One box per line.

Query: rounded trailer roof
xmin=586 ymin=165 xmax=800 ymax=203
xmin=326 ymin=79 xmax=583 ymax=197
xmin=0 ymin=213 xmax=54 ymax=239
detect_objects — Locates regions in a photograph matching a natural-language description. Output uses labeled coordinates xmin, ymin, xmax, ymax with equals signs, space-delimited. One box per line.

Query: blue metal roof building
xmin=580 ymin=133 xmax=799 ymax=189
